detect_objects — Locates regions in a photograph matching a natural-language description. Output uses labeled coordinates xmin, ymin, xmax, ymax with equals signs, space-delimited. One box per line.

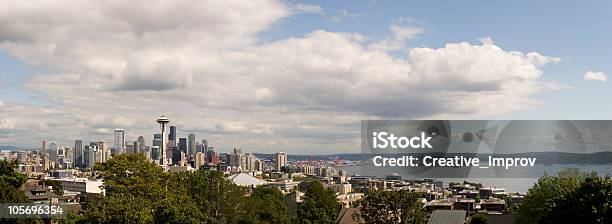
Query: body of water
xmin=338 ymin=164 xmax=612 ymax=193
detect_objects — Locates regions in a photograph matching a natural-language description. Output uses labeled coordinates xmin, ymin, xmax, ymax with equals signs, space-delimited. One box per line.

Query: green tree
xmin=539 ymin=176 xmax=612 ymax=224
xmin=74 ymin=154 xmax=204 ymax=224
xmin=0 ymin=159 xmax=41 ymax=224
xmin=354 ymin=189 xmax=427 ymax=224
xmin=94 ymin=153 xmax=168 ymax=200
xmin=0 ymin=159 xmax=29 ymax=202
xmin=469 ymin=213 xmax=487 ymax=224
xmin=516 ymin=168 xmax=597 ymax=224
xmin=45 ymin=179 xmax=64 ymax=196
xmin=66 ymin=154 xmax=336 ymax=224
xmin=241 ymin=186 xmax=292 ymax=224
xmin=182 ymin=169 xmax=246 ymax=223
xmin=297 ymin=181 xmax=341 ymax=224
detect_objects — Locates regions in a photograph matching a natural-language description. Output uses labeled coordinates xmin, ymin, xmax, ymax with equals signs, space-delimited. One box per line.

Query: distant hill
xmin=256 ymin=151 xmax=612 ymax=165
xmin=0 ymin=145 xmax=21 ymax=151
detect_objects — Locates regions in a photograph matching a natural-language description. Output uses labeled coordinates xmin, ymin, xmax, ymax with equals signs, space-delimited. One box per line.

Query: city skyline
xmin=1 ymin=0 xmax=611 ymax=154
xmin=26 ymin=116 xmax=260 ymax=158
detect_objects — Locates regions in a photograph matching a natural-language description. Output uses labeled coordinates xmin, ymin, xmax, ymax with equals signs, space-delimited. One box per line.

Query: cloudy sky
xmin=0 ymin=0 xmax=610 ymax=154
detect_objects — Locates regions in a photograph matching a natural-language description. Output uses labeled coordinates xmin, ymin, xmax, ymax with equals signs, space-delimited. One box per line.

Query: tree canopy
xmin=516 ymin=168 xmax=606 ymax=224
xmin=354 ymin=189 xmax=427 ymax=224
xmin=469 ymin=213 xmax=486 ymax=224
xmin=0 ymin=159 xmax=29 ymax=203
xmin=539 ymin=176 xmax=612 ymax=224
xmin=296 ymin=181 xmax=341 ymax=224
xmin=64 ymin=154 xmax=292 ymax=224
xmin=1 ymin=159 xmax=40 ymax=224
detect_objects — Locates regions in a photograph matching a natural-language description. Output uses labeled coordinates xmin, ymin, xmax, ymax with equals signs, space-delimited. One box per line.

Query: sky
xmin=0 ymin=0 xmax=610 ymax=154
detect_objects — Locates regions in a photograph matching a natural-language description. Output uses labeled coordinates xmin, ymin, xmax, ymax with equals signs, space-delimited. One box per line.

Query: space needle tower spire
xmin=157 ymin=115 xmax=170 ymax=166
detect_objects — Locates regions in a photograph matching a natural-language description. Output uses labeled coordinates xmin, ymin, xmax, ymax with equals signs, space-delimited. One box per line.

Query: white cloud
xmin=368 ymin=25 xmax=423 ymax=51
xmin=0 ymin=118 xmax=15 ymax=130
xmin=583 ymin=71 xmax=607 ymax=82
xmin=0 ymin=0 xmax=559 ymax=153
xmin=390 ymin=25 xmax=423 ymax=41
xmin=292 ymin=4 xmax=324 ymax=14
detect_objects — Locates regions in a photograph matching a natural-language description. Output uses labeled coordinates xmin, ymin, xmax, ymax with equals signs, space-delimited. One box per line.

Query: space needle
xmin=157 ymin=115 xmax=170 ymax=166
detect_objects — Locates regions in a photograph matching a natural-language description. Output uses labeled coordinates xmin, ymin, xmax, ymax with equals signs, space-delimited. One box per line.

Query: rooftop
xmin=427 ymin=210 xmax=466 ymax=224
xmin=228 ymin=173 xmax=267 ymax=187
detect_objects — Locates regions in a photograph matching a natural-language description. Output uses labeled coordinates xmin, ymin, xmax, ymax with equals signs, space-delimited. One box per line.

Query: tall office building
xmin=194 ymin=152 xmax=206 ymax=169
xmin=64 ymin=147 xmax=73 ymax=168
xmin=74 ymin=140 xmax=83 ymax=168
xmin=151 ymin=146 xmax=160 ymax=161
xmin=178 ymin=138 xmax=187 ymax=154
xmin=137 ymin=136 xmax=145 ymax=154
xmin=83 ymin=145 xmax=90 ymax=168
xmin=275 ymin=152 xmax=288 ymax=172
xmin=196 ymin=143 xmax=203 ymax=154
xmin=229 ymin=147 xmax=243 ymax=168
xmin=42 ymin=140 xmax=49 ymax=171
xmin=49 ymin=143 xmax=58 ymax=164
xmin=153 ymin=134 xmax=162 ymax=150
xmin=201 ymin=139 xmax=208 ymax=154
xmin=188 ymin=133 xmax=196 ymax=158
xmin=57 ymin=146 xmax=64 ymax=158
xmin=233 ymin=147 xmax=242 ymax=155
xmin=168 ymin=126 xmax=177 ymax=147
xmin=98 ymin=141 xmax=108 ymax=162
xmin=245 ymin=153 xmax=257 ymax=171
xmin=143 ymin=146 xmax=151 ymax=161
xmin=42 ymin=140 xmax=48 ymax=155
xmin=207 ymin=147 xmax=219 ymax=165
xmin=126 ymin=141 xmax=135 ymax=154
xmin=114 ymin=129 xmax=126 ymax=155
xmin=172 ymin=148 xmax=182 ymax=166
xmin=88 ymin=142 xmax=101 ymax=168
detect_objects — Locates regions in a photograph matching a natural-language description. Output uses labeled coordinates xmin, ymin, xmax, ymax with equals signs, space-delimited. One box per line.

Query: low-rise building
xmin=269 ymin=180 xmax=299 ymax=192
xmin=49 ymin=177 xmax=104 ymax=195
xmin=478 ymin=198 xmax=505 ymax=214
xmin=425 ymin=199 xmax=455 ymax=212
xmin=330 ymin=183 xmax=352 ymax=194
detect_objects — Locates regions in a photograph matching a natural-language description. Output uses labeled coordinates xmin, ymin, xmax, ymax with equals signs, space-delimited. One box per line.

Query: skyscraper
xmin=42 ymin=140 xmax=49 ymax=171
xmin=42 ymin=140 xmax=48 ymax=155
xmin=169 ymin=126 xmax=177 ymax=147
xmin=49 ymin=143 xmax=58 ymax=164
xmin=178 ymin=138 xmax=187 ymax=154
xmin=245 ymin=153 xmax=257 ymax=171
xmin=151 ymin=146 xmax=160 ymax=160
xmin=83 ymin=145 xmax=90 ymax=168
xmin=194 ymin=152 xmax=205 ymax=170
xmin=275 ymin=152 xmax=287 ymax=172
xmin=98 ymin=141 xmax=108 ymax=162
xmin=74 ymin=140 xmax=83 ymax=168
xmin=188 ymin=133 xmax=196 ymax=158
xmin=114 ymin=129 xmax=125 ymax=155
xmin=143 ymin=146 xmax=151 ymax=161
xmin=88 ymin=142 xmax=101 ymax=168
xmin=207 ymin=147 xmax=219 ymax=165
xmin=126 ymin=141 xmax=135 ymax=154
xmin=172 ymin=148 xmax=182 ymax=166
xmin=64 ymin=147 xmax=73 ymax=168
xmin=201 ymin=139 xmax=208 ymax=155
xmin=153 ymin=134 xmax=162 ymax=149
xmin=229 ymin=147 xmax=243 ymax=168
xmin=137 ymin=136 xmax=145 ymax=154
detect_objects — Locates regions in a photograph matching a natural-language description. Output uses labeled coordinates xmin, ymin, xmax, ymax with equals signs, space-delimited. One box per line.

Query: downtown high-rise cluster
xmin=39 ymin=116 xmax=222 ymax=171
